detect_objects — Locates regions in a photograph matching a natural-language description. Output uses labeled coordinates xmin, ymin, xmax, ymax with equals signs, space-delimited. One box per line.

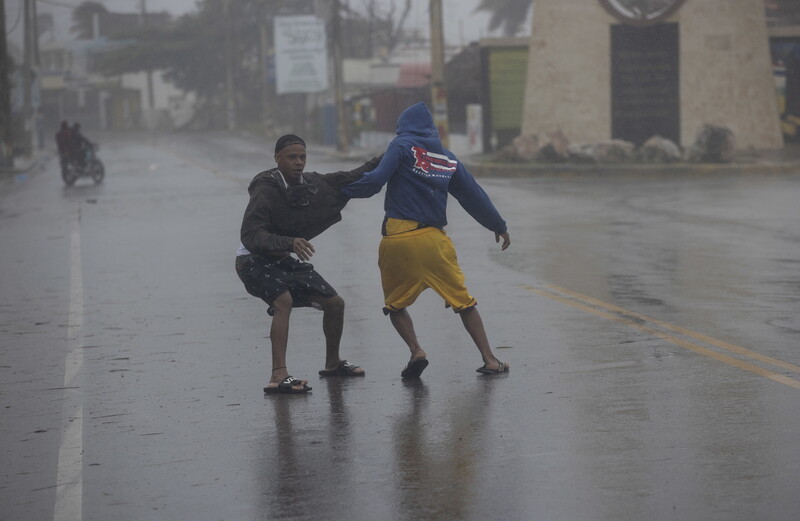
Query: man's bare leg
xmin=314 ymin=295 xmax=364 ymax=374
xmin=459 ymin=306 xmax=507 ymax=371
xmin=266 ymin=292 xmax=307 ymax=390
xmin=389 ymin=308 xmax=427 ymax=362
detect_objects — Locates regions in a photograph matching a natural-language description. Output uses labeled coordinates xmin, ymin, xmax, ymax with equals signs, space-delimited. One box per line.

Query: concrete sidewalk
xmin=0 ymin=150 xmax=51 ymax=176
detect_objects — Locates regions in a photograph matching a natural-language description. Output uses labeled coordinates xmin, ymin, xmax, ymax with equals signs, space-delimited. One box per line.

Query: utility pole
xmin=429 ymin=0 xmax=449 ymax=147
xmin=22 ymin=0 xmax=32 ymax=156
xmin=140 ymin=0 xmax=155 ymax=113
xmin=259 ymin=17 xmax=270 ymax=137
xmin=0 ymin=0 xmax=13 ymax=168
xmin=222 ymin=0 xmax=236 ymax=131
xmin=31 ymin=0 xmax=38 ymax=64
xmin=31 ymin=0 xmax=42 ymax=149
xmin=331 ymin=0 xmax=349 ymax=153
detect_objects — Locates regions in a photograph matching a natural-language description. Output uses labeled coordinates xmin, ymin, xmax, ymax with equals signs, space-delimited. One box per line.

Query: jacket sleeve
xmin=340 ymin=145 xmax=403 ymax=198
xmin=448 ymin=162 xmax=508 ymax=234
xmin=240 ymin=186 xmax=295 ymax=256
xmin=324 ymin=155 xmax=384 ymax=189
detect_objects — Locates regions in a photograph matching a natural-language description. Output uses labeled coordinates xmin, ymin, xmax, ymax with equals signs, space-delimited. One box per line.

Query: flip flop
xmin=264 ymin=376 xmax=312 ymax=394
xmin=318 ymin=360 xmax=365 ymax=377
xmin=400 ymin=357 xmax=429 ymax=379
xmin=476 ymin=361 xmax=509 ymax=375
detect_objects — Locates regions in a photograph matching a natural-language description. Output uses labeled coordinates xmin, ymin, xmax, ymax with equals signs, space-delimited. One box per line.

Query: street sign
xmin=273 ymin=15 xmax=329 ymax=95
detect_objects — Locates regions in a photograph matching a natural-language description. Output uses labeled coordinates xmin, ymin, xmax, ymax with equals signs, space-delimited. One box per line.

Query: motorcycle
xmin=62 ymin=144 xmax=105 ymax=186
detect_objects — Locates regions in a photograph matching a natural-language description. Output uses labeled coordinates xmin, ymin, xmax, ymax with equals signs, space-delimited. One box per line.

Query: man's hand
xmin=495 ymin=232 xmax=511 ymax=251
xmin=292 ymin=238 xmax=315 ymax=260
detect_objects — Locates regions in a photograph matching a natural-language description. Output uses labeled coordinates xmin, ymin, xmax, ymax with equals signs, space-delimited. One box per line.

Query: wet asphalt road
xmin=1 ymin=132 xmax=799 ymax=521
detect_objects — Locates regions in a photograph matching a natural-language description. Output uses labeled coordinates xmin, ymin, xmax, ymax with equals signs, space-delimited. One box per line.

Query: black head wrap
xmin=274 ymin=134 xmax=306 ymax=153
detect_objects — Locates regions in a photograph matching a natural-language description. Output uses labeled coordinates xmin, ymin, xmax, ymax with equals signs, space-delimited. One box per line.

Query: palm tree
xmin=474 ymin=0 xmax=533 ymax=36
xmin=71 ymin=2 xmax=108 ymax=39
xmin=475 ymin=0 xmax=794 ymax=37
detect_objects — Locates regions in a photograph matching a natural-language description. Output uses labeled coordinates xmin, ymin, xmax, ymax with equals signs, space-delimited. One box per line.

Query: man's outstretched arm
xmin=341 ymin=146 xmax=402 ymax=198
xmin=326 ymin=155 xmax=384 ymax=188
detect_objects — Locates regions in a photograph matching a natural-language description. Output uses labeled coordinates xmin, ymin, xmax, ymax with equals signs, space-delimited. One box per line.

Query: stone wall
xmin=680 ymin=0 xmax=783 ymax=150
xmin=521 ymin=0 xmax=783 ymax=150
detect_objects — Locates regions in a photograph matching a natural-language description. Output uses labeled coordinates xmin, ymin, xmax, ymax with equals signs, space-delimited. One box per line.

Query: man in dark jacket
xmin=55 ymin=121 xmax=72 ymax=175
xmin=69 ymin=122 xmax=93 ymax=166
xmin=236 ymin=134 xmax=381 ymax=394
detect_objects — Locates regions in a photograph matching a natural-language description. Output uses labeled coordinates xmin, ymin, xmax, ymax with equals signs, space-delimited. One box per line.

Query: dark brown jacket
xmin=240 ymin=156 xmax=381 ymax=258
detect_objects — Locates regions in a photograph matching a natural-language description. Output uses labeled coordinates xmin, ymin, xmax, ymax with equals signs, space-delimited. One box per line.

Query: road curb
xmin=463 ymin=159 xmax=800 ymax=177
xmin=0 ymin=152 xmax=51 ymax=176
xmin=306 ymin=139 xmax=800 ymax=177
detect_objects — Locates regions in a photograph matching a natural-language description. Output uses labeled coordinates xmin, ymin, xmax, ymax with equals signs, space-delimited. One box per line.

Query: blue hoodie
xmin=341 ymin=102 xmax=507 ymax=234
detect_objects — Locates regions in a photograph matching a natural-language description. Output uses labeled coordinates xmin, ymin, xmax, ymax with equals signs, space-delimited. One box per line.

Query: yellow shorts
xmin=378 ymin=219 xmax=476 ymax=313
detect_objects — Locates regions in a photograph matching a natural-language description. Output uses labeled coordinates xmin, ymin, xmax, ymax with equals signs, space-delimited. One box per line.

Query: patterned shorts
xmin=235 ymin=254 xmax=338 ymax=313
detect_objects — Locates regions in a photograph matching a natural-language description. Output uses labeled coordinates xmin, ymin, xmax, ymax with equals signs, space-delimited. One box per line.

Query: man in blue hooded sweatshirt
xmin=342 ymin=102 xmax=511 ymax=378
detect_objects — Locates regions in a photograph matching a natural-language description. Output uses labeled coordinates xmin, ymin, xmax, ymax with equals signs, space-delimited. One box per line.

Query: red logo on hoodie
xmin=411 ymin=146 xmax=457 ymax=178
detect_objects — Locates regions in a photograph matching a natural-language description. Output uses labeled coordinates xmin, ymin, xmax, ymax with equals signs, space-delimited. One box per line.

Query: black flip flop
xmin=264 ymin=376 xmax=312 ymax=394
xmin=476 ymin=361 xmax=509 ymax=375
xmin=400 ymin=357 xmax=429 ymax=379
xmin=318 ymin=360 xmax=365 ymax=377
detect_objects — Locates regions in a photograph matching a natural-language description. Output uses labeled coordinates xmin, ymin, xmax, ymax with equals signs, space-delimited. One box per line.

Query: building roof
xmin=395 ymin=62 xmax=431 ymax=88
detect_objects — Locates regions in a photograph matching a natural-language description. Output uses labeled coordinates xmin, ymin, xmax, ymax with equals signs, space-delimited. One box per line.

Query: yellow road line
xmin=547 ymin=283 xmax=800 ymax=375
xmin=520 ymin=284 xmax=800 ymax=391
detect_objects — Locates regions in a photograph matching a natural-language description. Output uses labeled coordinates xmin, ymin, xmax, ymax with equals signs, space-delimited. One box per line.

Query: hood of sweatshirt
xmin=396 ymin=102 xmax=439 ymax=141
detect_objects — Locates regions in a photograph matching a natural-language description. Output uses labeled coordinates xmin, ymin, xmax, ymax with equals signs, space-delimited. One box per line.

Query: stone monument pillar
xmin=520 ymin=0 xmax=784 ymax=150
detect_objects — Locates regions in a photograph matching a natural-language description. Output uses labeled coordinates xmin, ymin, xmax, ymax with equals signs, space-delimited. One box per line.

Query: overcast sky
xmin=6 ymin=0 xmax=529 ymax=47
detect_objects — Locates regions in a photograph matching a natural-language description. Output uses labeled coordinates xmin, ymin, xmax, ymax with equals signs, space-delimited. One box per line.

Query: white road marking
xmin=54 ymin=208 xmax=84 ymax=521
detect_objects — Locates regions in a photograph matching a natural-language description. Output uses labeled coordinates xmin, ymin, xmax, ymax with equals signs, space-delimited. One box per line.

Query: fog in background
xmin=7 ymin=0 xmax=529 ymax=47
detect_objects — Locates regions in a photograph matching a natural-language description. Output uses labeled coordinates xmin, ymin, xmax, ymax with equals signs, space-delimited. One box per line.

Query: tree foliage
xmin=351 ymin=0 xmax=413 ymax=57
xmin=474 ymin=0 xmax=795 ymax=36
xmin=71 ymin=2 xmax=108 ymax=39
xmin=83 ymin=0 xmax=416 ymax=128
xmin=95 ymin=2 xmax=263 ymax=104
xmin=474 ymin=0 xmax=532 ymax=37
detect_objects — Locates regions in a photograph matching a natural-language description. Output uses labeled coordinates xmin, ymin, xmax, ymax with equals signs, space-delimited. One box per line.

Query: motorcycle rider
xmin=54 ymin=121 xmax=72 ymax=175
xmin=69 ymin=123 xmax=94 ymax=167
